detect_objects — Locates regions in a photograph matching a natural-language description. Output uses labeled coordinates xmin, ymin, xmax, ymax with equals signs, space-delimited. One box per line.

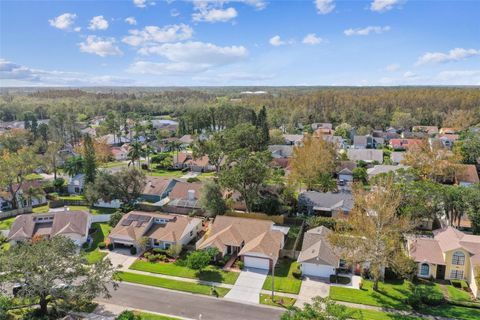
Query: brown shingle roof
xmin=142 ymin=177 xmax=173 ymax=196
xmin=455 ymin=164 xmax=479 ymax=184
xmin=297 ymin=226 xmax=339 ymax=266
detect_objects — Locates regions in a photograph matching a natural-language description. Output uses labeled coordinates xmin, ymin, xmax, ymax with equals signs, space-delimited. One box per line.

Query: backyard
xmin=262 ymin=258 xmax=302 ymax=294
xmin=129 ymin=259 xmax=240 ymax=284
xmin=330 ymin=279 xmax=480 ymax=319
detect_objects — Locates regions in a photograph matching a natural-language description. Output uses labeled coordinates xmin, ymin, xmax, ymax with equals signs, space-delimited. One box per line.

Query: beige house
xmin=196 ymin=216 xmax=287 ymax=270
xmin=8 ymin=210 xmax=91 ymax=246
xmin=408 ymin=227 xmax=480 ymax=298
xmin=108 ymin=211 xmax=202 ymax=250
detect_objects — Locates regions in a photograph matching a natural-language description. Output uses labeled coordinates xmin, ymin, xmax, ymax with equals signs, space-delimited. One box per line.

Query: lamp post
xmin=270 ymin=253 xmax=275 ymax=301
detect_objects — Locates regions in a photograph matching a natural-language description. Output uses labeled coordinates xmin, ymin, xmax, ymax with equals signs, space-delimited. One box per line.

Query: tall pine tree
xmin=83 ymin=135 xmax=97 ymax=184
xmin=256 ymin=106 xmax=270 ymax=146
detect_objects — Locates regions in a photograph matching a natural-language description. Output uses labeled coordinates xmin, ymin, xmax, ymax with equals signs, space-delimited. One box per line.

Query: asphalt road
xmin=96 ymin=282 xmax=284 ymax=320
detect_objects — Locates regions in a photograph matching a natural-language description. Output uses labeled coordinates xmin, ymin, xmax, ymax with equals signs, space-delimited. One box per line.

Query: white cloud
xmin=128 ymin=41 xmax=248 ymax=75
xmin=344 ymin=26 xmax=390 ymax=36
xmin=74 ymin=27 xmax=82 ymax=32
xmin=385 ymin=64 xmax=400 ymax=72
xmin=436 ymin=70 xmax=480 ymax=84
xmin=403 ymin=71 xmax=417 ymax=78
xmin=88 ymin=15 xmax=109 ymax=30
xmin=303 ymin=33 xmax=323 ymax=45
xmin=269 ymin=35 xmax=285 ymax=46
xmin=125 ymin=17 xmax=137 ymax=25
xmin=122 ymin=24 xmax=193 ymax=47
xmin=49 ymin=13 xmax=77 ymax=30
xmin=133 ymin=0 xmax=155 ymax=8
xmin=370 ymin=0 xmax=403 ymax=12
xmin=0 ymin=59 xmax=133 ymax=86
xmin=78 ymin=36 xmax=123 ymax=57
xmin=170 ymin=9 xmax=180 ymax=17
xmin=416 ymin=48 xmax=480 ymax=65
xmin=240 ymin=0 xmax=267 ymax=10
xmin=315 ymin=0 xmax=335 ymax=15
xmin=193 ymin=7 xmax=238 ymax=23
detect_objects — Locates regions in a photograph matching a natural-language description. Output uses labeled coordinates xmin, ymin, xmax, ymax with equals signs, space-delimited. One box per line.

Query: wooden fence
xmin=225 ymin=211 xmax=285 ymax=224
xmin=0 ymin=207 xmax=33 ymax=220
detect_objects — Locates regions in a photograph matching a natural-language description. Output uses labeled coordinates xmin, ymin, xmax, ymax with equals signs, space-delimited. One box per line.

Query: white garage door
xmin=244 ymin=256 xmax=270 ymax=270
xmin=302 ymin=263 xmax=335 ymax=278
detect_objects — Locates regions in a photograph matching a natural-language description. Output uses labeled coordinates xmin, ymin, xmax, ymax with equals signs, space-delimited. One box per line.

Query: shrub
xmin=187 ymin=177 xmax=200 ymax=183
xmin=82 ymin=242 xmax=90 ymax=249
xmin=152 ymin=248 xmax=165 ymax=254
xmin=143 ymin=252 xmax=151 ymax=258
xmin=116 ymin=310 xmax=140 ymax=320
xmin=210 ymin=287 xmax=219 ymax=297
xmin=236 ymin=261 xmax=244 ymax=270
xmin=107 ymin=243 xmax=114 ymax=251
xmin=130 ymin=246 xmax=137 ymax=255
xmin=148 ymin=254 xmax=158 ymax=262
xmin=109 ymin=212 xmax=124 ymax=227
xmin=329 ymin=275 xmax=350 ymax=284
xmin=292 ymin=266 xmax=302 ymax=279
xmin=98 ymin=242 xmax=106 ymax=249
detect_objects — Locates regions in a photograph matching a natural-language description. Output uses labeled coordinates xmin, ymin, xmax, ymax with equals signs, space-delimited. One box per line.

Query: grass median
xmin=116 ymin=271 xmax=230 ymax=297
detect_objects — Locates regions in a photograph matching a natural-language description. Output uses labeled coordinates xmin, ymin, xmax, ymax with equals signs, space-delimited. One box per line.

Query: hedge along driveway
xmin=116 ymin=272 xmax=230 ymax=297
xmin=129 ymin=260 xmax=240 ymax=285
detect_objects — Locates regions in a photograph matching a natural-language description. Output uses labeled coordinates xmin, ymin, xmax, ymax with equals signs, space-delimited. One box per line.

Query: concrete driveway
xmin=104 ymin=249 xmax=138 ymax=270
xmin=294 ymin=276 xmax=330 ymax=307
xmin=225 ymin=268 xmax=268 ymax=304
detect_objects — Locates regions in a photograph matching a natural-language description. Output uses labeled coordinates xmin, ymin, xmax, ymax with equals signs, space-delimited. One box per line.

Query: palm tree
xmin=143 ymin=144 xmax=154 ymax=170
xmin=128 ymin=142 xmax=143 ymax=168
xmin=167 ymin=140 xmax=183 ymax=166
xmin=63 ymin=156 xmax=84 ymax=177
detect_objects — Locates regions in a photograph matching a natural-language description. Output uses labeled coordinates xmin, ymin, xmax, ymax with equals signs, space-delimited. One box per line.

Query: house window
xmin=153 ymin=239 xmax=160 ymax=247
xmin=420 ymin=263 xmax=430 ymax=277
xmin=452 ymin=251 xmax=465 ymax=265
xmin=450 ymin=270 xmax=464 ymax=280
xmin=190 ymin=230 xmax=193 ymax=237
xmin=164 ymin=243 xmax=171 ymax=250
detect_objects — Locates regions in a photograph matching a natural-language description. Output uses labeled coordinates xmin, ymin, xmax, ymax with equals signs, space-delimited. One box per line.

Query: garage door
xmin=244 ymin=256 xmax=270 ymax=270
xmin=301 ymin=263 xmax=335 ymax=278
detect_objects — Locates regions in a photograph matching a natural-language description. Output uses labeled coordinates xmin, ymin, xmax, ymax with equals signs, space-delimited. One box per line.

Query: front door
xmin=436 ymin=264 xmax=446 ymax=280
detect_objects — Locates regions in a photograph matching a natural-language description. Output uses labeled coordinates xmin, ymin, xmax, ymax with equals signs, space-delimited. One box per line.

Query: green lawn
xmin=130 ymin=260 xmax=239 ymax=284
xmin=68 ymin=205 xmax=117 ymax=215
xmin=100 ymin=161 xmax=128 ymax=168
xmin=25 ymin=173 xmax=43 ymax=180
xmin=262 ymin=259 xmax=302 ymax=294
xmin=116 ymin=271 xmax=230 ymax=297
xmin=346 ymin=308 xmax=422 ymax=320
xmin=58 ymin=195 xmax=86 ymax=201
xmin=446 ymin=284 xmax=472 ymax=302
xmin=259 ymin=294 xmax=296 ymax=308
xmin=83 ymin=222 xmax=111 ymax=264
xmin=32 ymin=204 xmax=50 ymax=213
xmin=0 ymin=217 xmax=15 ymax=230
xmin=143 ymin=169 xmax=184 ymax=178
xmin=137 ymin=312 xmax=180 ymax=320
xmin=330 ymin=279 xmax=480 ymax=320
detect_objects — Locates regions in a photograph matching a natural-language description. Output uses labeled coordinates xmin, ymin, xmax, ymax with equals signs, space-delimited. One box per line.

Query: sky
xmin=0 ymin=0 xmax=479 ymax=87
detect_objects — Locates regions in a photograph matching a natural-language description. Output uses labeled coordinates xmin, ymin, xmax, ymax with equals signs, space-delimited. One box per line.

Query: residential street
xmin=96 ymin=282 xmax=284 ymax=320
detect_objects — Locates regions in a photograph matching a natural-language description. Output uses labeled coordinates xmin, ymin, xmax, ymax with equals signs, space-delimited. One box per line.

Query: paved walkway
xmin=225 ymin=268 xmax=268 ymax=304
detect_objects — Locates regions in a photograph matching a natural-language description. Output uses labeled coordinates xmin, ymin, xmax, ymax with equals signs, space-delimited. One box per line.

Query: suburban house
xmin=111 ymin=144 xmax=129 ymax=161
xmin=97 ymin=134 xmax=130 ymax=146
xmin=173 ymin=151 xmax=215 ymax=172
xmin=67 ymin=174 xmax=85 ymax=195
xmin=140 ymin=177 xmax=204 ymax=214
xmin=283 ymin=134 xmax=303 ymax=146
xmin=311 ymin=123 xmax=333 ymax=130
xmin=196 ymin=216 xmax=287 ymax=270
xmin=268 ymin=145 xmax=293 ymax=159
xmin=347 ymin=149 xmax=384 ymax=163
xmin=389 ymin=139 xmax=423 ymax=151
xmin=8 ymin=210 xmax=91 ymax=246
xmin=298 ymin=191 xmax=354 ymax=217
xmin=179 ymin=134 xmax=194 ymax=147
xmin=440 ymin=127 xmax=457 ymax=135
xmin=336 ymin=161 xmax=357 ymax=183
xmin=407 ymin=226 xmax=480 ymax=298
xmin=321 ymin=135 xmax=347 ymax=149
xmin=109 ymin=211 xmax=202 ymax=250
xmin=366 ymin=164 xmax=409 ymax=179
xmin=390 ymin=151 xmax=406 ymax=165
xmin=298 ymin=226 xmax=342 ymax=278
xmin=412 ymin=126 xmax=439 ymax=136
xmin=0 ymin=180 xmax=47 ymax=210
xmin=314 ymin=128 xmax=334 ymax=136
xmin=455 ymin=164 xmax=480 ymax=186
xmin=150 ymin=119 xmax=179 ymax=133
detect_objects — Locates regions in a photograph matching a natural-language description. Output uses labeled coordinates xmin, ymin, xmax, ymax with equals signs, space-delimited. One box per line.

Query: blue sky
xmin=1 ymin=0 xmax=479 ymax=86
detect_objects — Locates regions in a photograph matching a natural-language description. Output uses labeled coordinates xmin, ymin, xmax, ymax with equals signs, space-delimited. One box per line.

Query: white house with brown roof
xmin=108 ymin=211 xmax=202 ymax=251
xmin=408 ymin=227 xmax=480 ymax=298
xmin=8 ymin=210 xmax=91 ymax=246
xmin=297 ymin=226 xmax=342 ymax=278
xmin=196 ymin=216 xmax=287 ymax=270
xmin=173 ymin=151 xmax=215 ymax=172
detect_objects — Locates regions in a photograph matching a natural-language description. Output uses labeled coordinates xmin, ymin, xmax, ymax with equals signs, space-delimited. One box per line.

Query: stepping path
xmin=225 ymin=268 xmax=268 ymax=304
